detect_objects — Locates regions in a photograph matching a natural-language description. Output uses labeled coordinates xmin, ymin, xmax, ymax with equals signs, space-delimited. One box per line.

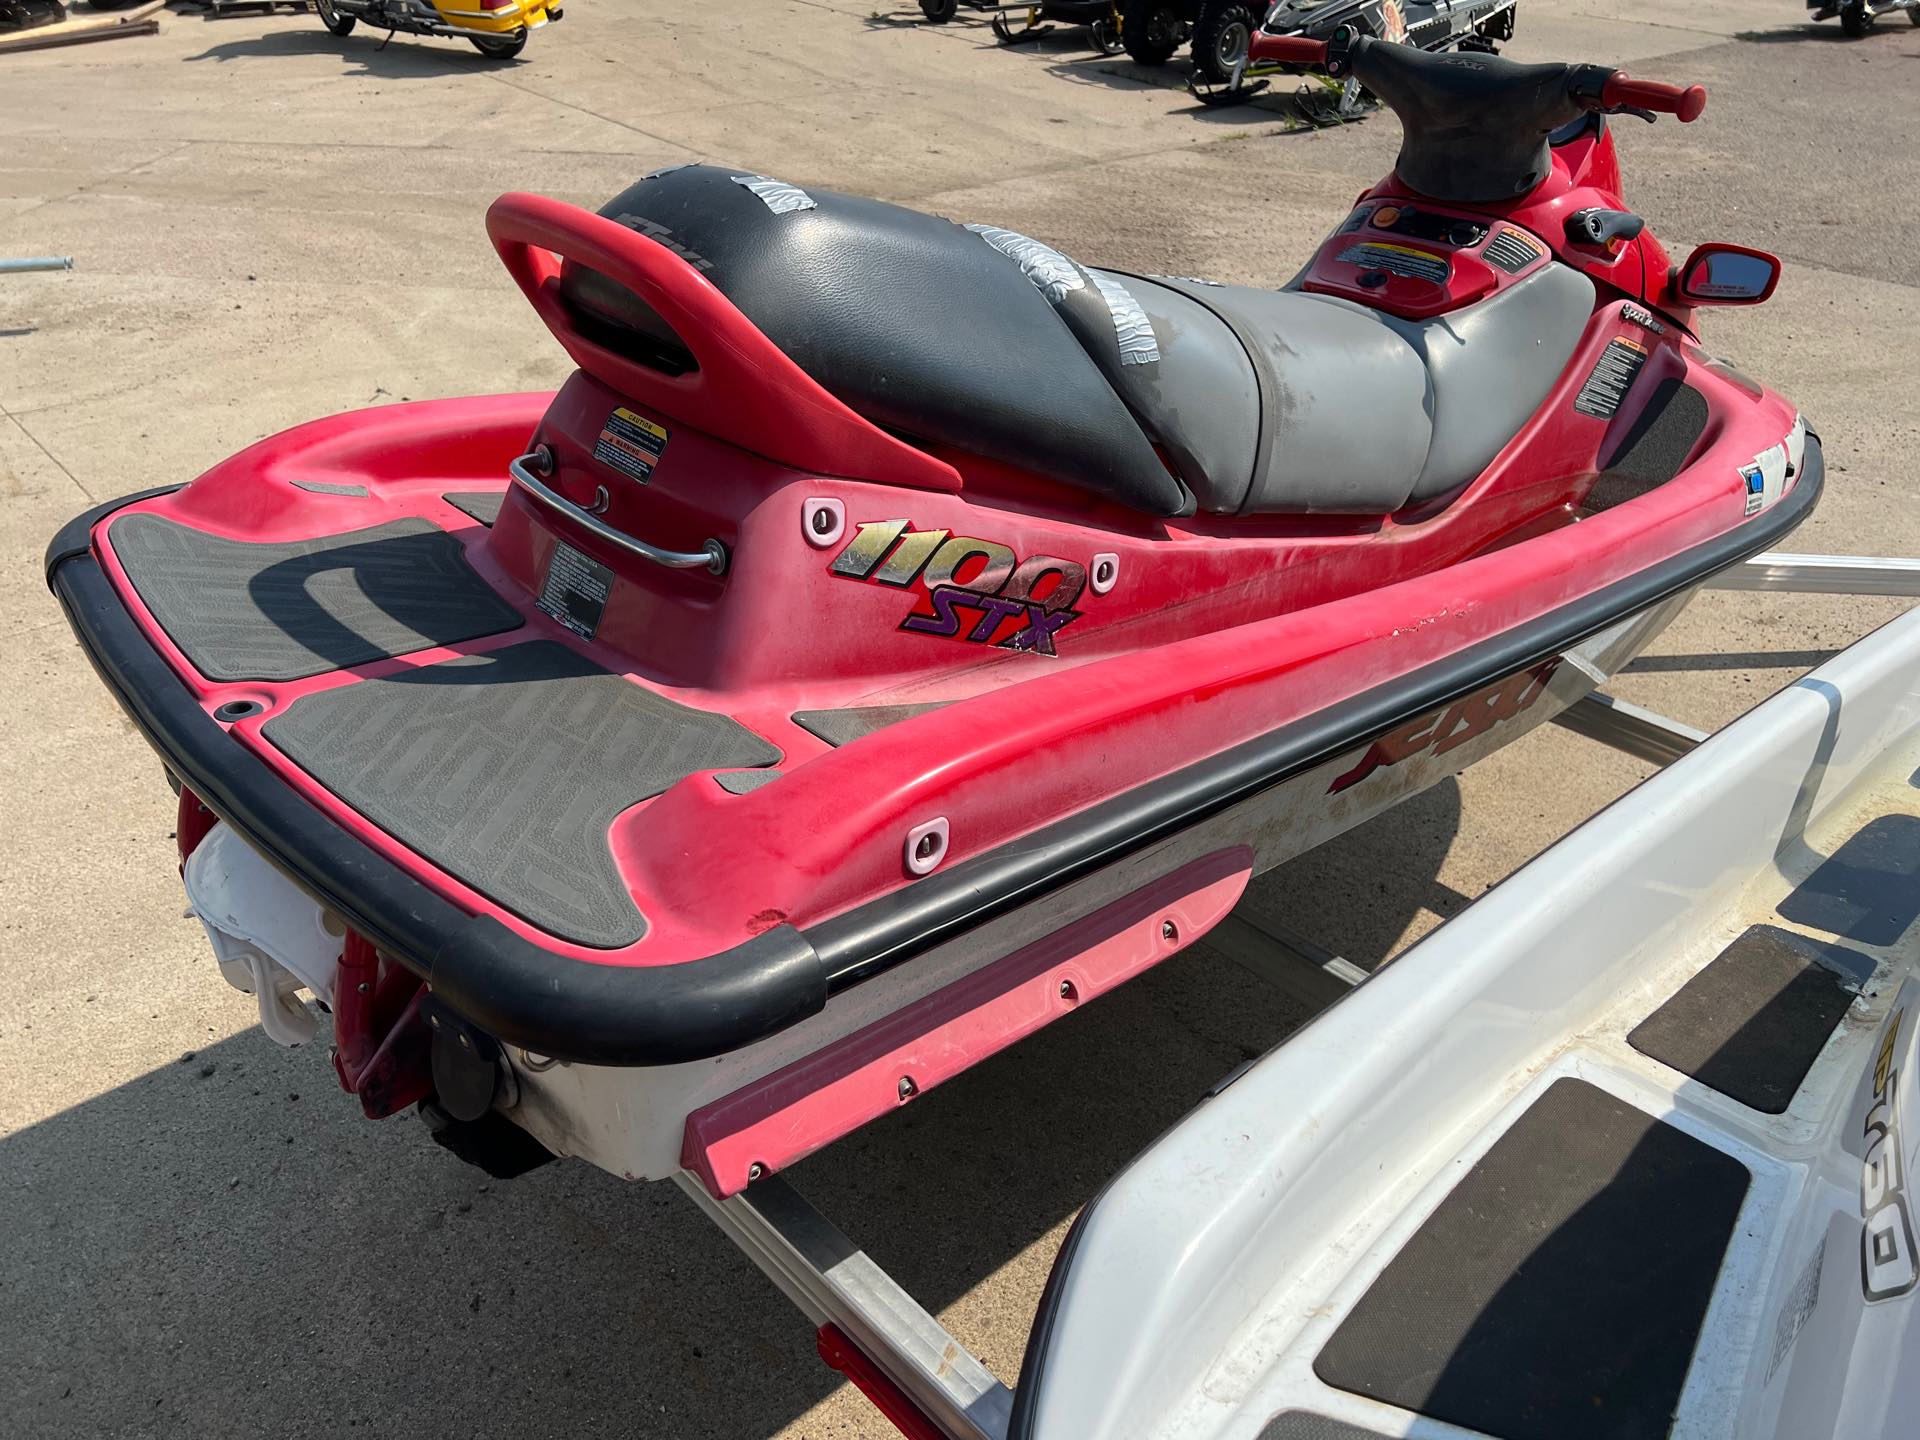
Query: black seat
xmin=564 ymin=166 xmax=1594 ymax=517
xmin=564 ymin=165 xmax=1191 ymax=516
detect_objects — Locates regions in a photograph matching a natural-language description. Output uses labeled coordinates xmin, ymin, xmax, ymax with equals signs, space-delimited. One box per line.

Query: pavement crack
xmin=0 ymin=409 xmax=97 ymax=505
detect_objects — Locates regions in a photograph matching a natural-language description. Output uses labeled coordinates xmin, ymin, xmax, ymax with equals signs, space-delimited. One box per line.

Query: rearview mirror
xmin=1677 ymin=244 xmax=1781 ymax=305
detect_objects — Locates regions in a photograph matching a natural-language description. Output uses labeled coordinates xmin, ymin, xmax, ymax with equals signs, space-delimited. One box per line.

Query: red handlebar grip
xmin=1600 ymin=74 xmax=1707 ymax=122
xmin=1246 ymin=34 xmax=1329 ymax=66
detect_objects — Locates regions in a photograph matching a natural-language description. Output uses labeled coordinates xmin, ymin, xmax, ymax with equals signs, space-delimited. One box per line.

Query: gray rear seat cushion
xmin=1149 ymin=264 xmax=1594 ymax=513
xmin=1157 ymin=278 xmax=1433 ymax=514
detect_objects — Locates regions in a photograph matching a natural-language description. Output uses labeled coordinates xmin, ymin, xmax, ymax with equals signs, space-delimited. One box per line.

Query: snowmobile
xmin=1188 ymin=0 xmax=1518 ymax=110
xmin=1808 ymin=0 xmax=1920 ymax=35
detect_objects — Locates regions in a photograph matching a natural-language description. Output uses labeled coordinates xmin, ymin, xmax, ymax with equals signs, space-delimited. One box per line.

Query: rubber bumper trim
xmin=45 ymin=490 xmax=827 ymax=1068
xmin=46 ymin=443 xmax=1822 ymax=1068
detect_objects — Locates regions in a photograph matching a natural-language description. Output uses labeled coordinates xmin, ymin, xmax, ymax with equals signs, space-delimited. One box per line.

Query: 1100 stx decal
xmin=828 ymin=519 xmax=1089 ymax=654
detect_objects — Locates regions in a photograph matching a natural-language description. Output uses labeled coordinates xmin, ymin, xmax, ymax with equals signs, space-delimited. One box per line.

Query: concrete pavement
xmin=3 ymin=2 xmax=1917 ymax=1434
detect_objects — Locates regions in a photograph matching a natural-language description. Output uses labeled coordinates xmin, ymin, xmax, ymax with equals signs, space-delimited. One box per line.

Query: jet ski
xmin=47 ymin=30 xmax=1817 ymax=1192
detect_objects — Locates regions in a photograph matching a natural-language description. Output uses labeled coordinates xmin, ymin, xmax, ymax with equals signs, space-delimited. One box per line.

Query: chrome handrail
xmin=507 ymin=447 xmax=728 ymax=575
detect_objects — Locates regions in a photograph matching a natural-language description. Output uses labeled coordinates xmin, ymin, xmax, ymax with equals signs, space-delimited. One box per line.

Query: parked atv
xmin=1117 ymin=0 xmax=1197 ymax=62
xmin=1808 ymin=0 xmax=1920 ymax=34
xmin=1190 ymin=0 xmax=1518 ymax=108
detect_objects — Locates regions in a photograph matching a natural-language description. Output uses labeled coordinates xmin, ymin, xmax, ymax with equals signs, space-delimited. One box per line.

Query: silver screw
xmin=748 ymin=1162 xmax=765 ymax=1182
xmin=1058 ymin=979 xmax=1077 ymax=1001
xmin=811 ymin=507 xmax=834 ymax=534
xmin=356 ymin=981 xmax=371 ymax=995
xmin=457 ymin=1033 xmax=472 ymax=1050
xmin=915 ymin=833 xmax=940 ymax=861
xmin=1160 ymin=919 xmax=1178 ymax=943
xmin=897 ymin=1076 xmax=917 ymax=1101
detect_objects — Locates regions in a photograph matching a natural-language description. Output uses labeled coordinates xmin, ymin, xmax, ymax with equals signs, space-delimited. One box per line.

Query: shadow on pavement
xmin=1 ymin=782 xmax=1461 ymax=1438
xmin=185 ymin=25 xmax=521 ymax=74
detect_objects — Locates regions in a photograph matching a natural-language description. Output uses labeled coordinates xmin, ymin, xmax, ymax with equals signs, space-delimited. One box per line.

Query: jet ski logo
xmin=1861 ymin=1006 xmax=1917 ymax=1302
xmin=829 ymin=521 xmax=1087 ymax=655
xmin=1328 ymin=659 xmax=1561 ymax=793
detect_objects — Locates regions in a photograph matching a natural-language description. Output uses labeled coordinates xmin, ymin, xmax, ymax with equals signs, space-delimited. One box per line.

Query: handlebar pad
xmin=1599 ymin=73 xmax=1707 ymax=122
xmin=1246 ymin=34 xmax=1328 ymax=66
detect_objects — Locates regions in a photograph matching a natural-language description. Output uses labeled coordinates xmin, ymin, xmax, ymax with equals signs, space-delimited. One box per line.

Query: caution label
xmin=593 ymin=407 xmax=669 ymax=484
xmin=1336 ymin=241 xmax=1451 ymax=285
xmin=537 ymin=540 xmax=614 ymax=640
xmin=1574 ymin=337 xmax=1648 ymax=419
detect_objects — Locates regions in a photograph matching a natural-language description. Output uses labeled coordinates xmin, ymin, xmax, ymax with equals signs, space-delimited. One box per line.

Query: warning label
xmin=593 ymin=407 xmax=669 ymax=484
xmin=537 ymin=541 xmax=614 ymax=639
xmin=1337 ymin=241 xmax=1451 ymax=285
xmin=1574 ymin=337 xmax=1648 ymax=419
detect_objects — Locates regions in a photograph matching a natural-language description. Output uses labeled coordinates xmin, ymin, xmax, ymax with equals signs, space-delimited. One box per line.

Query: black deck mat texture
xmin=1257 ymin=1415 xmax=1392 ymax=1440
xmin=109 ymin=513 xmax=523 ymax=682
xmin=263 ymin=640 xmax=780 ymax=948
xmin=444 ymin=491 xmax=505 ymax=527
xmin=792 ymin=703 xmax=951 ymax=746
xmin=1630 ymin=924 xmax=1872 ymax=1113
xmin=1776 ymin=813 xmax=1920 ymax=946
xmin=1314 ymin=1078 xmax=1750 ymax=1440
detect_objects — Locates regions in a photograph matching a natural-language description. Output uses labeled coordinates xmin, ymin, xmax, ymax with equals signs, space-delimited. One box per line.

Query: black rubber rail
xmin=45 ymin=441 xmax=1823 ymax=1066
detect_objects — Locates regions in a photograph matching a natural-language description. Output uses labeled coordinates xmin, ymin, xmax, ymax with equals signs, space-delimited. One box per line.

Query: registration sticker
xmin=593 ymin=407 xmax=669 ymax=484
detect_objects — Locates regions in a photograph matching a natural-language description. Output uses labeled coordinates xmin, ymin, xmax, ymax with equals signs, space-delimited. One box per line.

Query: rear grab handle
xmin=509 ymin=447 xmax=729 ymax=575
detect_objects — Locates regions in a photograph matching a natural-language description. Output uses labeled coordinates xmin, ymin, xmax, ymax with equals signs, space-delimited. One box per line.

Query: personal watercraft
xmin=49 ymin=31 xmax=1815 ymax=1193
xmin=312 ymin=0 xmax=557 ymax=60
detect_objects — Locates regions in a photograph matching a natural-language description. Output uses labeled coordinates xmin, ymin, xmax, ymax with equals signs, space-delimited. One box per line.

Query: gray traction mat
xmin=1314 ymin=1078 xmax=1750 ymax=1440
xmin=444 ymin=491 xmax=505 ymax=527
xmin=263 ymin=640 xmax=780 ymax=948
xmin=1776 ymin=813 xmax=1920 ymax=945
xmin=109 ymin=514 xmax=523 ymax=682
xmin=1256 ymin=1415 xmax=1392 ymax=1440
xmin=792 ymin=702 xmax=951 ymax=746
xmin=1630 ymin=924 xmax=1871 ymax=1113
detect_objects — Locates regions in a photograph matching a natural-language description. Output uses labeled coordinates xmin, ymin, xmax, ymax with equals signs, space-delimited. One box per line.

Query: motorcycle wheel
xmin=1190 ymin=0 xmax=1257 ymax=85
xmin=918 ymin=0 xmax=958 ymax=20
xmin=470 ymin=28 xmax=527 ymax=57
xmin=314 ymin=0 xmax=355 ymax=35
xmin=1120 ymin=0 xmax=1186 ymax=64
xmin=1840 ymin=0 xmax=1872 ymax=32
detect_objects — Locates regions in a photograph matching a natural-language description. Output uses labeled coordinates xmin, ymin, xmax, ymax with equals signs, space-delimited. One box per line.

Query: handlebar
xmin=1598 ymin=72 xmax=1707 ymax=122
xmin=1246 ymin=33 xmax=1327 ymax=67
xmin=1245 ymin=27 xmax=1705 ymax=126
xmin=1235 ymin=27 xmax=1708 ymax=203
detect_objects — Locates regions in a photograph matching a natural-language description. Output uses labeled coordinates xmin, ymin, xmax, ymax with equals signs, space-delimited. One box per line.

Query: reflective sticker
xmin=730 ymin=174 xmax=818 ymax=215
xmin=1090 ymin=271 xmax=1160 ymax=366
xmin=965 ymin=224 xmax=1085 ymax=304
xmin=1744 ymin=437 xmax=1790 ymax=515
